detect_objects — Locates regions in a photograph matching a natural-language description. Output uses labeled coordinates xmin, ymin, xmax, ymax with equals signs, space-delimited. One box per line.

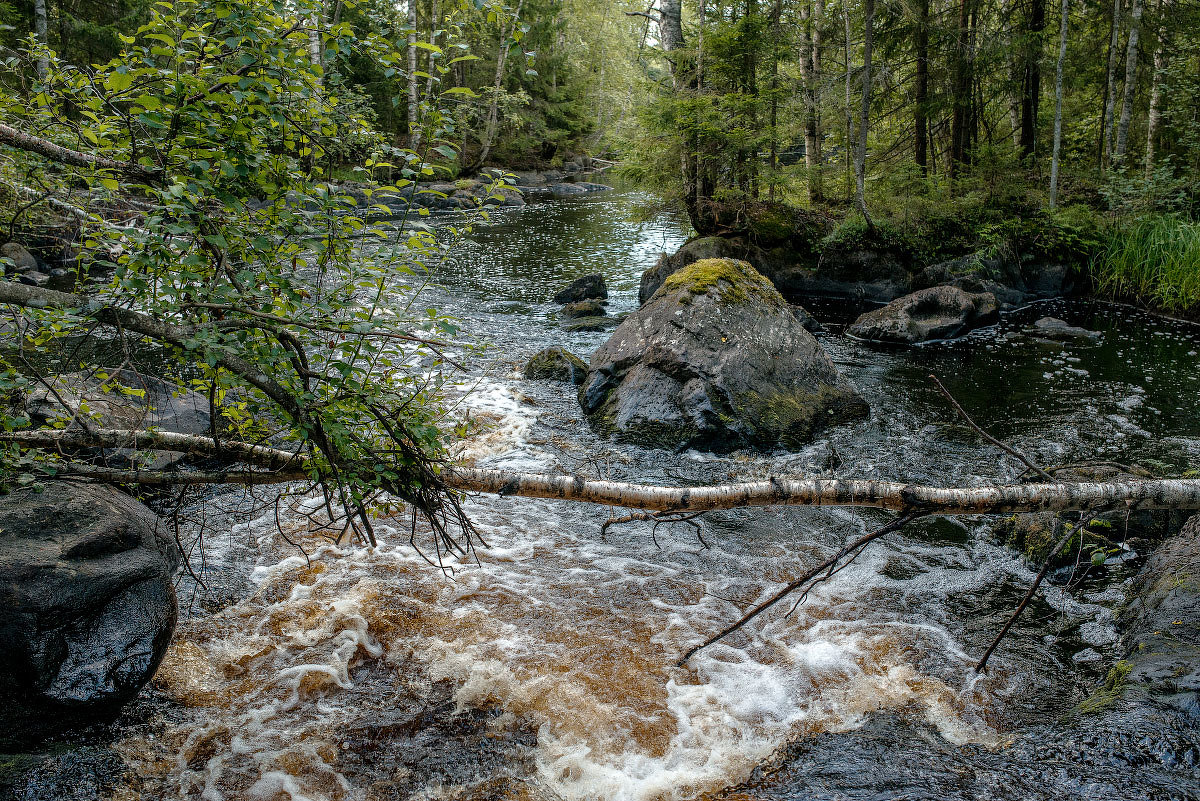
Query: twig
xmin=974 ymin=524 xmax=1077 ymax=672
xmin=929 ymin=373 xmax=1055 ymax=482
xmin=676 ymin=512 xmax=925 ymax=666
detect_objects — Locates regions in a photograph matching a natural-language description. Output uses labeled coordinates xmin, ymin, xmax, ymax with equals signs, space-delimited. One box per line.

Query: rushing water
xmin=114 ymin=190 xmax=1200 ymax=801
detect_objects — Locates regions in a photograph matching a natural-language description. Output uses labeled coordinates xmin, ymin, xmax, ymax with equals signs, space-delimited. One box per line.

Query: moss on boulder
xmin=523 ymin=347 xmax=588 ymax=385
xmin=581 ymin=259 xmax=867 ymax=452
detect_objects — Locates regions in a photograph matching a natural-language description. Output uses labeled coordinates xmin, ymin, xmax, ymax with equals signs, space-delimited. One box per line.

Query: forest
xmin=0 ymin=0 xmax=1199 ymax=797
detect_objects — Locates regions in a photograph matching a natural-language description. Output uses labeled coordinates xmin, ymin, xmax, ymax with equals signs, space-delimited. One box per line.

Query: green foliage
xmin=0 ymin=0 xmax=502 ymax=534
xmin=1092 ymin=214 xmax=1200 ymax=313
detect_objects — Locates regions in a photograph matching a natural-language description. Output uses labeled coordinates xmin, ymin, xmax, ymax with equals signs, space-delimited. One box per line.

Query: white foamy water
xmin=118 ymin=379 xmax=1022 ymax=801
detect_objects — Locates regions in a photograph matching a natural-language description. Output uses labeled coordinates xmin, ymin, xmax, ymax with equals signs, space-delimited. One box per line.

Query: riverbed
xmin=102 ymin=189 xmax=1200 ymax=800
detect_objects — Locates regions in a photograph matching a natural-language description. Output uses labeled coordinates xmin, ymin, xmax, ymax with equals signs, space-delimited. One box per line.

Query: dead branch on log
xmin=974 ymin=524 xmax=1077 ymax=672
xmin=676 ymin=512 xmax=927 ymax=665
xmin=600 ymin=509 xmax=709 ymax=549
xmin=930 ymin=373 xmax=1055 ymax=481
xmin=0 ymin=122 xmax=162 ymax=184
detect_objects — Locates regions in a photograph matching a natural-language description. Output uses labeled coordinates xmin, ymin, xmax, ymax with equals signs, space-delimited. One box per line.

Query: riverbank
xmin=668 ymin=198 xmax=1200 ymax=321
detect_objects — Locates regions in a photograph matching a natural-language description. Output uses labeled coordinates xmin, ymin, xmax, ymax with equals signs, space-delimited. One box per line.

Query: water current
xmin=115 ymin=189 xmax=1200 ymax=801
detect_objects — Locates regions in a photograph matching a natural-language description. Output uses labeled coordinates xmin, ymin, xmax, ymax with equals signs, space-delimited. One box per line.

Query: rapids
xmin=113 ymin=190 xmax=1200 ymax=801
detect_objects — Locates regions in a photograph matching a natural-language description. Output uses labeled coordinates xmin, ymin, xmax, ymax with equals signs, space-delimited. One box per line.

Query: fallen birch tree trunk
xmin=4 ymin=428 xmax=1200 ymax=515
xmin=443 ymin=467 xmax=1200 ymax=515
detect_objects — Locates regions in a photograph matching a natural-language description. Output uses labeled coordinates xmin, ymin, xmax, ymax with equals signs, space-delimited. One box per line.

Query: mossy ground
xmin=659 ymin=258 xmax=784 ymax=308
xmin=1075 ymin=660 xmax=1133 ymax=715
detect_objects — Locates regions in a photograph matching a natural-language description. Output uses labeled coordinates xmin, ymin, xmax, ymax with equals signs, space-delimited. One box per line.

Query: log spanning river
xmin=111 ymin=190 xmax=1200 ymax=800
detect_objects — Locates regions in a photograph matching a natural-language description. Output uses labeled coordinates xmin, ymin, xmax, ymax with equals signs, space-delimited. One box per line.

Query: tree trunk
xmin=799 ymin=0 xmax=825 ymax=202
xmin=8 ymin=428 xmax=1200 ymax=517
xmin=1143 ymin=0 xmax=1168 ymax=178
xmin=855 ymin=0 xmax=874 ymax=223
xmin=769 ymin=0 xmax=782 ymax=201
xmin=1113 ymin=0 xmax=1143 ymax=164
xmin=915 ymin=0 xmax=930 ymax=175
xmin=445 ymin=469 xmax=1200 ymax=515
xmin=407 ymin=0 xmax=420 ymax=149
xmin=951 ymin=0 xmax=976 ymax=176
xmin=659 ymin=0 xmax=684 ymax=54
xmin=1100 ymin=0 xmax=1123 ymax=170
xmin=1018 ymin=0 xmax=1045 ymax=162
xmin=476 ymin=0 xmax=525 ymax=168
xmin=843 ymin=1 xmax=854 ymax=201
xmin=33 ymin=0 xmax=49 ymax=81
xmin=1048 ymin=0 xmax=1069 ymax=208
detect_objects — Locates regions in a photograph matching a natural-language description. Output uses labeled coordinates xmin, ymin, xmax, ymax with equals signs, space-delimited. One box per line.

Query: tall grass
xmin=1092 ymin=214 xmax=1200 ymax=313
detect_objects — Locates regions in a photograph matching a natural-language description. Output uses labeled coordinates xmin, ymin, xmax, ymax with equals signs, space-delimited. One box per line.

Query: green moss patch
xmin=1076 ymin=660 xmax=1133 ymax=716
xmin=659 ymin=258 xmax=783 ymax=307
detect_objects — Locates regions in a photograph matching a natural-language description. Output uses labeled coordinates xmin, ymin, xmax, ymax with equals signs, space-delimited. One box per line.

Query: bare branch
xmin=930 ymin=373 xmax=1055 ymax=482
xmin=0 ymin=122 xmax=161 ymax=184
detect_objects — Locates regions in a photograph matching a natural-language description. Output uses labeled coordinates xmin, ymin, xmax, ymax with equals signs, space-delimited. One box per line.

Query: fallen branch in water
xmin=974 ymin=524 xmax=1077 ymax=673
xmin=443 ymin=468 xmax=1200 ymax=514
xmin=5 ymin=428 xmax=1200 ymax=513
xmin=676 ymin=512 xmax=926 ymax=665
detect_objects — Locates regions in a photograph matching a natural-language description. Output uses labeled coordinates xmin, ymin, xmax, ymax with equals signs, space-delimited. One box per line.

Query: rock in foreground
xmin=0 ymin=483 xmax=180 ymax=745
xmin=553 ymin=274 xmax=607 ymax=304
xmin=847 ymin=286 xmax=999 ymax=344
xmin=581 ymin=258 xmax=867 ymax=451
xmin=523 ymin=347 xmax=588 ymax=385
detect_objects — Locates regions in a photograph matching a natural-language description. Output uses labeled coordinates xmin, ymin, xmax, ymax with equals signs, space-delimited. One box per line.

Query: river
xmin=111 ymin=188 xmax=1200 ymax=801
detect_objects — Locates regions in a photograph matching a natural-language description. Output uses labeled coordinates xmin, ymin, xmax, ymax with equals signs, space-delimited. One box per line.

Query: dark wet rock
xmin=791 ymin=304 xmax=823 ymax=333
xmin=1115 ymin=513 xmax=1200 ymax=714
xmin=1 ymin=242 xmax=38 ymax=273
xmin=553 ymin=274 xmax=607 ymax=304
xmin=16 ymin=270 xmax=49 ymax=287
xmin=26 ymin=368 xmax=212 ymax=470
xmin=1028 ymin=316 xmax=1103 ymax=343
xmin=0 ymin=745 xmax=129 ymax=801
xmin=560 ymin=299 xmax=606 ymax=319
xmin=0 ymin=483 xmax=179 ymax=745
xmin=846 ymin=286 xmax=999 ymax=344
xmin=563 ymin=315 xmax=621 ymax=333
xmin=915 ymin=247 xmax=1026 ymax=308
xmin=580 ymin=258 xmax=867 ymax=452
xmin=523 ymin=347 xmax=588 ymax=385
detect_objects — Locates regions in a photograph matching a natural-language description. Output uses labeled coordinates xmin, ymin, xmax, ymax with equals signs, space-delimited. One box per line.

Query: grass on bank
xmin=1092 ymin=214 xmax=1200 ymax=314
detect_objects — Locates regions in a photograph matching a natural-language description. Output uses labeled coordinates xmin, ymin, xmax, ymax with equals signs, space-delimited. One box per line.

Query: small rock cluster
xmin=2 ymin=241 xmax=68 ymax=288
xmin=554 ymin=273 xmax=619 ymax=332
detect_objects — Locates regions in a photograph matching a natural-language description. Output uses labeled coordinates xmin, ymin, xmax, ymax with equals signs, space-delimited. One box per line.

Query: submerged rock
xmin=580 ymin=258 xmax=867 ymax=452
xmin=0 ymin=482 xmax=179 ymax=745
xmin=560 ymin=299 xmax=606 ymax=319
xmin=523 ymin=347 xmax=588 ymax=385
xmin=846 ymin=286 xmax=999 ymax=344
xmin=553 ymin=273 xmax=607 ymax=304
xmin=563 ymin=315 xmax=621 ymax=332
xmin=1028 ymin=316 xmax=1102 ymax=343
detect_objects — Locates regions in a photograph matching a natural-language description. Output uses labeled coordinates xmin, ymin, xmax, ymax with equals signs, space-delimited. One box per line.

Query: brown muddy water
xmin=43 ymin=191 xmax=1200 ymax=800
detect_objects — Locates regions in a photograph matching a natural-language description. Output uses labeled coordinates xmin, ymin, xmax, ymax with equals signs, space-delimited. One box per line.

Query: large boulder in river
xmin=0 ymin=482 xmax=180 ymax=744
xmin=553 ymin=274 xmax=607 ymax=304
xmin=846 ymin=286 xmax=999 ymax=344
xmin=640 ymin=237 xmax=750 ymax=304
xmin=580 ymin=258 xmax=868 ymax=451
